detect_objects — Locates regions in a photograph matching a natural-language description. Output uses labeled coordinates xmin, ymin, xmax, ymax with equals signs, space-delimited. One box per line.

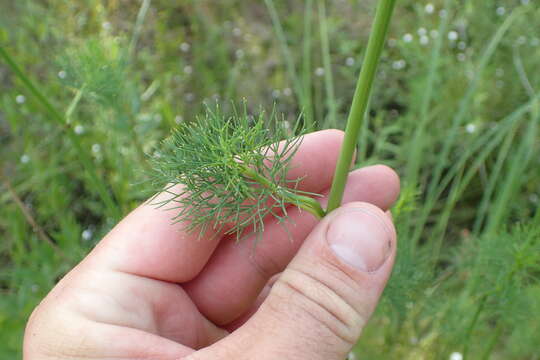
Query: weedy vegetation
xmin=1 ymin=0 xmax=539 ymax=359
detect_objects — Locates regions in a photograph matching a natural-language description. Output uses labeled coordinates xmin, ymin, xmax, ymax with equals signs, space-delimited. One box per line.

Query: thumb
xmin=192 ymin=202 xmax=396 ymax=360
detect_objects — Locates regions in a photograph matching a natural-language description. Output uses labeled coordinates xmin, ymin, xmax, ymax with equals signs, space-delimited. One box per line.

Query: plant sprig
xmin=151 ymin=0 xmax=396 ymax=240
xmin=150 ymin=104 xmax=324 ymax=240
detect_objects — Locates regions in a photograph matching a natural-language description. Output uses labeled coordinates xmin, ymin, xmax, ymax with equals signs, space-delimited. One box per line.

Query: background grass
xmin=1 ymin=0 xmax=539 ymax=359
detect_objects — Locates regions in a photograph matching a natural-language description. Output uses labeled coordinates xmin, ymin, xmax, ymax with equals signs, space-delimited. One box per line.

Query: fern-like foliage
xmin=150 ymin=104 xmax=323 ymax=240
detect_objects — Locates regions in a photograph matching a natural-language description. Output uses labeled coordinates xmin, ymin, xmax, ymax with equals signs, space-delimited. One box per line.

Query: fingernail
xmin=327 ymin=208 xmax=391 ymax=273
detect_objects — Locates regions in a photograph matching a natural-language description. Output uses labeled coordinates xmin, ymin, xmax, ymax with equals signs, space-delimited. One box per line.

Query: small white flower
xmin=417 ymin=27 xmax=427 ymax=37
xmin=345 ymin=57 xmax=355 ymax=67
xmin=517 ymin=36 xmax=527 ymax=45
xmin=347 ymin=352 xmax=357 ymax=360
xmin=465 ymin=123 xmax=476 ymax=134
xmin=457 ymin=53 xmax=466 ymax=62
xmin=180 ymin=42 xmax=191 ymax=52
xmin=20 ymin=154 xmax=30 ymax=164
xmin=102 ymin=21 xmax=112 ymax=31
xmin=458 ymin=41 xmax=467 ymax=50
xmin=315 ymin=67 xmax=325 ymax=77
xmin=16 ymin=94 xmax=26 ymax=104
xmin=388 ymin=38 xmax=397 ymax=47
xmin=439 ymin=9 xmax=448 ymax=18
xmin=185 ymin=93 xmax=195 ymax=102
xmin=430 ymin=29 xmax=439 ymax=39
xmin=283 ymin=87 xmax=292 ymax=96
xmin=403 ymin=33 xmax=413 ymax=43
xmin=449 ymin=352 xmax=463 ymax=360
xmin=74 ymin=125 xmax=85 ymax=135
xmin=58 ymin=70 xmax=67 ymax=79
xmin=521 ymin=0 xmax=530 ymax=4
xmin=496 ymin=6 xmax=506 ymax=16
xmin=82 ymin=229 xmax=93 ymax=241
xmin=232 ymin=27 xmax=242 ymax=37
xmin=425 ymin=3 xmax=435 ymax=14
xmin=175 ymin=115 xmax=184 ymax=124
xmin=529 ymin=193 xmax=539 ymax=204
xmin=531 ymin=37 xmax=540 ymax=47
xmin=281 ymin=121 xmax=291 ymax=130
xmin=448 ymin=31 xmax=459 ymax=41
xmin=92 ymin=144 xmax=101 ymax=154
xmin=392 ymin=59 xmax=407 ymax=70
xmin=272 ymin=89 xmax=281 ymax=98
xmin=184 ymin=65 xmax=193 ymax=75
xmin=420 ymin=35 xmax=430 ymax=45
xmin=235 ymin=49 xmax=245 ymax=59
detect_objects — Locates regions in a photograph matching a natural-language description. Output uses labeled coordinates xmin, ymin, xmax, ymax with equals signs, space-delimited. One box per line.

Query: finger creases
xmin=184 ymin=165 xmax=400 ymax=326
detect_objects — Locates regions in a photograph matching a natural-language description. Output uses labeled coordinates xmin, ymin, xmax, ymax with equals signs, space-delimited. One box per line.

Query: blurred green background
xmin=1 ymin=0 xmax=539 ymax=359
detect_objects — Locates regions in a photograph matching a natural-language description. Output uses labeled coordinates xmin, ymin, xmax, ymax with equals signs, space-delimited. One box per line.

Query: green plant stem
xmin=240 ymin=165 xmax=325 ymax=219
xmin=326 ymin=0 xmax=396 ymax=213
xmin=0 ymin=45 xmax=122 ymax=220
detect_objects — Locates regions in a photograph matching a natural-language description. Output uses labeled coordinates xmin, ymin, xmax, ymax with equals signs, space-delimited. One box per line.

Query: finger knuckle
xmin=272 ymin=265 xmax=367 ymax=346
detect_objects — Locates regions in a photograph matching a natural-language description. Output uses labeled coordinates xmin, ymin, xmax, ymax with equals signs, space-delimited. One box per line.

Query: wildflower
xmin=417 ymin=27 xmax=427 ymax=36
xmin=465 ymin=123 xmax=476 ymax=134
xmin=185 ymin=93 xmax=195 ymax=102
xmin=283 ymin=87 xmax=292 ymax=96
xmin=529 ymin=194 xmax=539 ymax=204
xmin=403 ymin=33 xmax=413 ymax=43
xmin=458 ymin=41 xmax=467 ymax=50
xmin=439 ymin=9 xmax=448 ymax=18
xmin=235 ymin=49 xmax=245 ymax=59
xmin=92 ymin=144 xmax=101 ymax=154
xmin=496 ymin=7 xmax=506 ymax=16
xmin=74 ymin=125 xmax=85 ymax=135
xmin=531 ymin=37 xmax=540 ymax=47
xmin=345 ymin=57 xmax=355 ymax=67
xmin=272 ymin=89 xmax=281 ymax=99
xmin=392 ymin=59 xmax=406 ymax=70
xmin=449 ymin=352 xmax=463 ymax=360
xmin=184 ymin=65 xmax=193 ymax=75
xmin=82 ymin=229 xmax=93 ymax=241
xmin=315 ymin=67 xmax=325 ymax=77
xmin=457 ymin=53 xmax=466 ymax=62
xmin=420 ymin=35 xmax=430 ymax=45
xmin=20 ymin=154 xmax=30 ymax=164
xmin=425 ymin=3 xmax=435 ymax=14
xmin=175 ymin=115 xmax=184 ymax=124
xmin=232 ymin=27 xmax=242 ymax=37
xmin=180 ymin=42 xmax=191 ymax=52
xmin=16 ymin=94 xmax=26 ymax=104
xmin=347 ymin=352 xmax=357 ymax=360
xmin=58 ymin=70 xmax=67 ymax=79
xmin=430 ymin=29 xmax=439 ymax=38
xmin=521 ymin=0 xmax=530 ymax=4
xmin=517 ymin=36 xmax=527 ymax=45
xmin=448 ymin=31 xmax=459 ymax=41
xmin=388 ymin=38 xmax=397 ymax=47
xmin=102 ymin=21 xmax=112 ymax=31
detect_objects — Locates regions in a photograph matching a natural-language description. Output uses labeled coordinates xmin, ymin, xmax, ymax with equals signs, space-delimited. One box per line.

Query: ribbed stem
xmin=326 ymin=0 xmax=397 ymax=213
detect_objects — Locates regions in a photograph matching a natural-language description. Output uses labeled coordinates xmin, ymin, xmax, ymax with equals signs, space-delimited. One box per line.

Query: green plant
xmin=151 ymin=0 xmax=397 ymax=237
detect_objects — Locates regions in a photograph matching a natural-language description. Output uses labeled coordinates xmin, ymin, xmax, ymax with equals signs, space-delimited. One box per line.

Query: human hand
xmin=24 ymin=130 xmax=400 ymax=360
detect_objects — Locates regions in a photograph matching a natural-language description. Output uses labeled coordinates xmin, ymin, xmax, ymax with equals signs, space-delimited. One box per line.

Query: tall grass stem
xmin=326 ymin=0 xmax=396 ymax=213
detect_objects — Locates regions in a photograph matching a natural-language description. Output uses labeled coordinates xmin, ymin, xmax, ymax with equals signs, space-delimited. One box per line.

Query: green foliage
xmin=1 ymin=0 xmax=539 ymax=358
xmin=150 ymin=104 xmax=322 ymax=239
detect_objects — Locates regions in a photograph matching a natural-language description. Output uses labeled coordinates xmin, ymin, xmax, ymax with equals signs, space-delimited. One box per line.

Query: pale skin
xmin=24 ymin=130 xmax=400 ymax=360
